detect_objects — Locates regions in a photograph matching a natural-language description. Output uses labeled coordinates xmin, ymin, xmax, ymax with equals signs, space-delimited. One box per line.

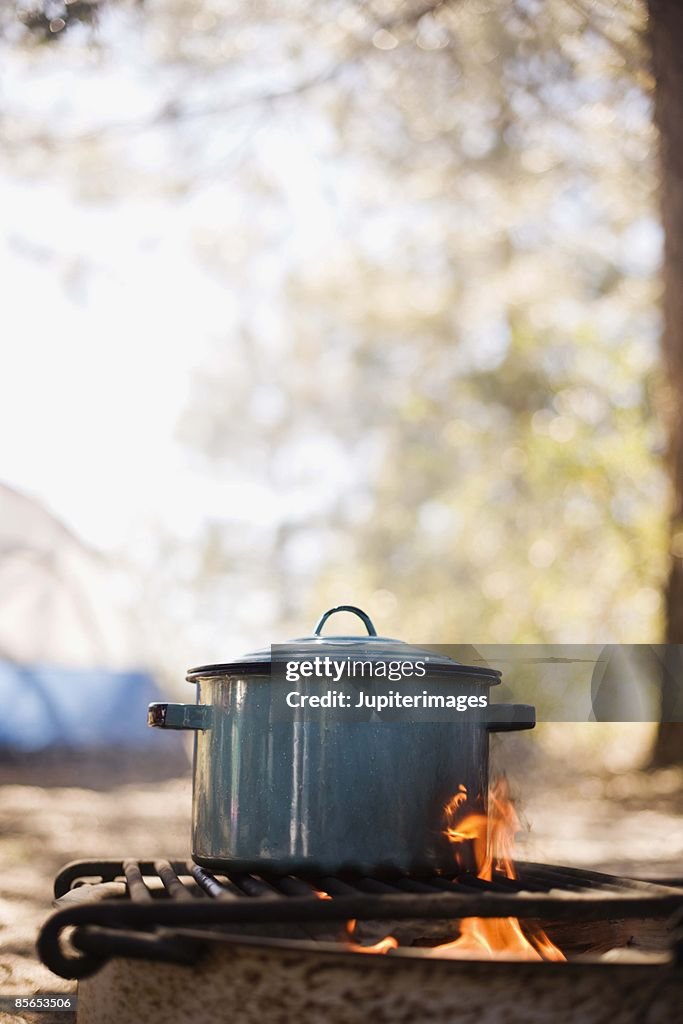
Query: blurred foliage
xmin=174 ymin=0 xmax=666 ymax=646
xmin=0 ymin=0 xmax=668 ymax=661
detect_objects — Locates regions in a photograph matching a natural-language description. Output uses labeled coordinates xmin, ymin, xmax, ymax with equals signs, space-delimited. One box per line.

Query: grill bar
xmin=155 ymin=860 xmax=193 ymax=902
xmin=122 ymin=859 xmax=153 ymax=903
xmin=190 ymin=864 xmax=238 ymax=900
xmin=232 ymin=874 xmax=284 ymax=899
xmin=521 ymin=862 xmax=677 ymax=893
xmin=317 ymin=877 xmax=358 ymax=897
xmin=275 ymin=876 xmax=323 ymax=898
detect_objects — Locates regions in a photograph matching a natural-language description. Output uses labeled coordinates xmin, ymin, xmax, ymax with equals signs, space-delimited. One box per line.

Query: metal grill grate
xmin=38 ymin=858 xmax=683 ymax=979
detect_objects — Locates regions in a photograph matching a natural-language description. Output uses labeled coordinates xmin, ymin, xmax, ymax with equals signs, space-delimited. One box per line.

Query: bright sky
xmin=1 ymin=179 xmax=224 ymax=548
xmin=0 ymin=12 xmax=347 ymax=556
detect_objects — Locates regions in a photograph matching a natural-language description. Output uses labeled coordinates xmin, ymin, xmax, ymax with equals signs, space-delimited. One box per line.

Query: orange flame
xmin=345 ymin=918 xmax=399 ymax=954
xmin=429 ymin=779 xmax=565 ymax=961
xmin=340 ymin=779 xmax=565 ymax=961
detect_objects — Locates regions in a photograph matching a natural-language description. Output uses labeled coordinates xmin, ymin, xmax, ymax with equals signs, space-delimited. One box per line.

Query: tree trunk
xmin=648 ymin=0 xmax=683 ymax=766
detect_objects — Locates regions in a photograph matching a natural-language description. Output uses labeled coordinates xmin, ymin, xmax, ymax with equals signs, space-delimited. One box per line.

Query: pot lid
xmin=186 ymin=605 xmax=501 ymax=682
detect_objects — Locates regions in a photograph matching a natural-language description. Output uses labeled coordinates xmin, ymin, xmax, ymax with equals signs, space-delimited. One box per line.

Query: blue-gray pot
xmin=149 ymin=606 xmax=534 ymax=876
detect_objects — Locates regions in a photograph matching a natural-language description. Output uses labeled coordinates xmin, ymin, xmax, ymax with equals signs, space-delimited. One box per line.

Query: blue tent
xmin=0 ymin=660 xmax=173 ymax=751
xmin=0 ymin=484 xmax=187 ymax=754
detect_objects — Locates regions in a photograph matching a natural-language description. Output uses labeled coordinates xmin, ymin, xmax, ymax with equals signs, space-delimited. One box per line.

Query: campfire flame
xmin=343 ymin=778 xmax=565 ymax=961
xmin=428 ymin=779 xmax=566 ymax=961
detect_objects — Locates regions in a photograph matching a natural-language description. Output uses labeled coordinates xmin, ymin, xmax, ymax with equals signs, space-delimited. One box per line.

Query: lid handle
xmin=313 ymin=605 xmax=378 ymax=637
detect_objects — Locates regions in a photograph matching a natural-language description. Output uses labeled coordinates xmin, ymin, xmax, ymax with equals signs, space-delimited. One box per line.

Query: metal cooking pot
xmin=148 ymin=606 xmax=534 ymax=876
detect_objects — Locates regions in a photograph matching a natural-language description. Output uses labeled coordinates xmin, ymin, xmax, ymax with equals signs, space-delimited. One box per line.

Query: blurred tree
xmin=167 ymin=1 xmax=665 ymax=652
xmin=647 ymin=0 xmax=683 ymax=765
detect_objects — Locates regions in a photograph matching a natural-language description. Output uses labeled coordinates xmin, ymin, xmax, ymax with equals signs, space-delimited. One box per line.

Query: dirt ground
xmin=0 ymin=751 xmax=192 ymax=1024
xmin=0 ymin=732 xmax=681 ymax=1023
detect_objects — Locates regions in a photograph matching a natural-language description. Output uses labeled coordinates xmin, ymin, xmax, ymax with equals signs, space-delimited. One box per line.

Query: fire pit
xmin=39 ymin=857 xmax=683 ymax=1024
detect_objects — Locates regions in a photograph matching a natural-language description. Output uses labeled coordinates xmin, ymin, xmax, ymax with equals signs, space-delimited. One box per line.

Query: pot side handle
xmin=147 ymin=702 xmax=212 ymax=730
xmin=485 ymin=703 xmax=535 ymax=732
